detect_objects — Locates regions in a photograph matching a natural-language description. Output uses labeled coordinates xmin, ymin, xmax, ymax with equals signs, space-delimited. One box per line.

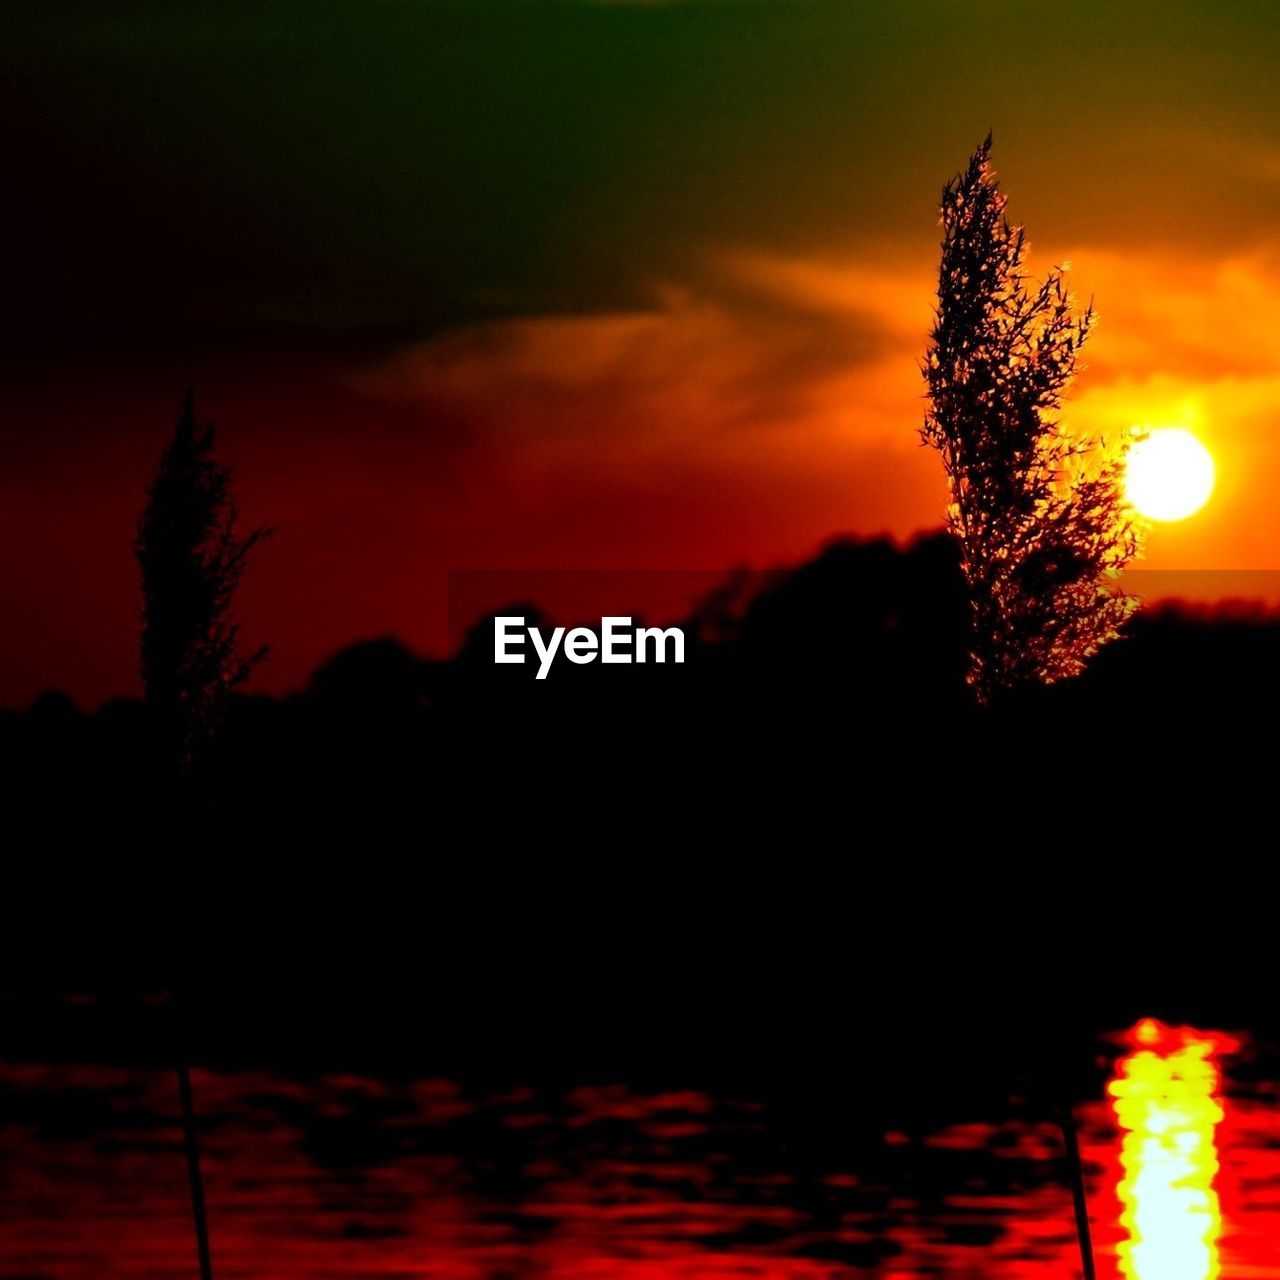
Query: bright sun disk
xmin=1125 ymin=428 xmax=1215 ymax=522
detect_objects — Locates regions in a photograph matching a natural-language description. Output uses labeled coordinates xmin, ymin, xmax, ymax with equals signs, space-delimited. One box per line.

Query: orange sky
xmin=9 ymin=231 xmax=1278 ymax=707
xmin=356 ymin=236 xmax=1280 ymax=581
xmin=7 ymin=225 xmax=1280 ymax=706
xmin=7 ymin=2 xmax=1280 ymax=706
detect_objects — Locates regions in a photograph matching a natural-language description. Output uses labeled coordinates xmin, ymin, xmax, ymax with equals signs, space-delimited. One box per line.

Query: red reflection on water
xmin=3 ymin=1043 xmax=1280 ymax=1280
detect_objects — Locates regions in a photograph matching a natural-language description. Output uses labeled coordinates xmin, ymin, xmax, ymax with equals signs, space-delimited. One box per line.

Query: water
xmin=2 ymin=1027 xmax=1279 ymax=1280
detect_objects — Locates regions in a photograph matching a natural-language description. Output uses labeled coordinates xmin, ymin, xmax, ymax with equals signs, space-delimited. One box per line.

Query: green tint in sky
xmin=8 ymin=0 xmax=1280 ymax=344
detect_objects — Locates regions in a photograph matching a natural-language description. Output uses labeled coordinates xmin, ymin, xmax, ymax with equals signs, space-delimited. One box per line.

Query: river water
xmin=2 ymin=1024 xmax=1277 ymax=1280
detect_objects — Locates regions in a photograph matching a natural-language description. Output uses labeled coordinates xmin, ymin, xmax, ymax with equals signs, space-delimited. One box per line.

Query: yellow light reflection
xmin=1109 ymin=1019 xmax=1226 ymax=1280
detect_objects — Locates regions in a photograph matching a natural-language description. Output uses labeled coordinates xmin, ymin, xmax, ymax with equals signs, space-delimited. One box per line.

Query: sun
xmin=1125 ymin=428 xmax=1215 ymax=522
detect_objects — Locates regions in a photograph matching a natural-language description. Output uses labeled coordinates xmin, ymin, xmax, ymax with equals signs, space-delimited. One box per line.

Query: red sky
xmin=7 ymin=2 xmax=1280 ymax=707
xmin=9 ymin=243 xmax=1280 ymax=707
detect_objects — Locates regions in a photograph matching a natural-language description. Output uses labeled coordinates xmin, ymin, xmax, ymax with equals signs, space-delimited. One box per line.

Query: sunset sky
xmin=6 ymin=0 xmax=1280 ymax=706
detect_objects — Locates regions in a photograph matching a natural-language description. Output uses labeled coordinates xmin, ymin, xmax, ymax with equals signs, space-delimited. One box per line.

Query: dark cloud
xmin=8 ymin=1 xmax=1280 ymax=349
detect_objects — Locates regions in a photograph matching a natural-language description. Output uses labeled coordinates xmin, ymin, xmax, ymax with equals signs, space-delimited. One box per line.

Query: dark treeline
xmin=6 ymin=530 xmax=1276 ymax=820
xmin=6 ymin=526 xmax=1277 ymax=859
xmin=5 ymin=530 xmax=1275 ymax=1084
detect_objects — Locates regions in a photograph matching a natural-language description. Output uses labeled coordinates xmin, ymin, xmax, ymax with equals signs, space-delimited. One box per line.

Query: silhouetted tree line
xmin=6 ymin=477 xmax=1274 ymax=1034
xmin=4 ymin=529 xmax=1277 ymax=837
xmin=5 ymin=144 xmax=1274 ymax=1079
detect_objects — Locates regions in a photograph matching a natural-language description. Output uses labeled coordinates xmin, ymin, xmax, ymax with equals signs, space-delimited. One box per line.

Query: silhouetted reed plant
xmin=136 ymin=392 xmax=267 ymax=783
xmin=923 ymin=139 xmax=1141 ymax=705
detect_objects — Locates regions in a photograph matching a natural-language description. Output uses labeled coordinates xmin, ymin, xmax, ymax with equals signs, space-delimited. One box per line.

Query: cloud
xmin=356 ymin=237 xmax=1280 ymax=581
xmin=16 ymin=0 xmax=1280 ymax=347
xmin=358 ymin=252 xmax=932 ymax=448
xmin=1072 ymin=250 xmax=1280 ymax=385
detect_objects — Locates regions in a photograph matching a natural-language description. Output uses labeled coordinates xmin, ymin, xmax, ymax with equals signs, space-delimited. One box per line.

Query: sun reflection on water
xmin=1109 ymin=1019 xmax=1232 ymax=1280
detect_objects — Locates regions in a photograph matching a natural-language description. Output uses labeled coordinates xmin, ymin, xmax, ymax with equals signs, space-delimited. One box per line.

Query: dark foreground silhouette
xmin=6 ymin=530 xmax=1273 ymax=823
xmin=3 ymin=530 xmax=1276 ymax=1085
